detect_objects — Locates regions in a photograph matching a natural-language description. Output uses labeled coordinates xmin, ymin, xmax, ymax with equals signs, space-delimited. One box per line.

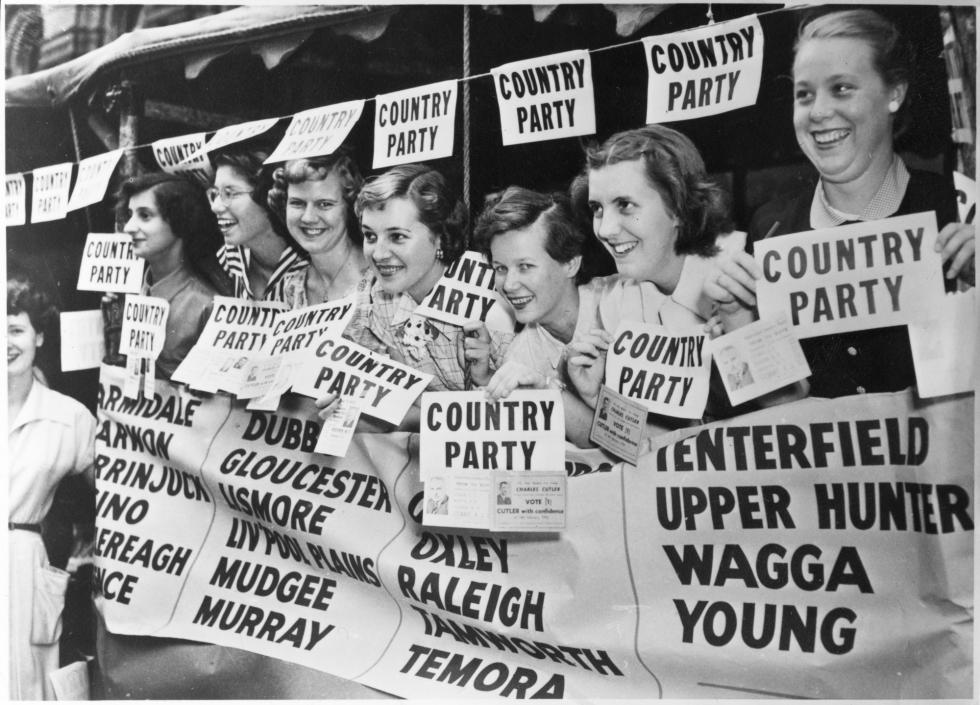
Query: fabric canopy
xmin=4 ymin=5 xmax=396 ymax=108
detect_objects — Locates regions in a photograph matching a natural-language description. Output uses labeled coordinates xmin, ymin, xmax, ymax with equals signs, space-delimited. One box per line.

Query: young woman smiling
xmin=115 ymin=173 xmax=233 ymax=378
xmin=267 ymin=150 xmax=369 ymax=308
xmin=469 ymin=186 xmax=603 ymax=446
xmin=565 ymin=125 xmax=744 ymax=410
xmin=210 ymin=147 xmax=307 ymax=302
xmin=706 ymin=9 xmax=975 ymax=398
xmin=8 ymin=270 xmax=95 ymax=699
xmin=343 ymin=163 xmax=512 ymax=393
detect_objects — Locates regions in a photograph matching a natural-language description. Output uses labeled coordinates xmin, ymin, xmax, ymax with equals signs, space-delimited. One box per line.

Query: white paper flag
xmin=373 ymin=81 xmax=457 ymax=168
xmin=491 ymin=49 xmax=596 ymax=146
xmin=205 ymin=118 xmax=279 ymax=153
xmin=67 ymin=150 xmax=122 ymax=211
xmin=152 ymin=133 xmax=213 ymax=185
xmin=6 ymin=174 xmax=26 ymax=226
xmin=30 ymin=163 xmax=73 ymax=223
xmin=643 ymin=14 xmax=763 ymax=123
xmin=265 ymin=100 xmax=364 ymax=164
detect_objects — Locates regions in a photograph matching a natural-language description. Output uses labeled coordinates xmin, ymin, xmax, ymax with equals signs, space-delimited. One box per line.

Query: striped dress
xmin=216 ymin=244 xmax=308 ymax=303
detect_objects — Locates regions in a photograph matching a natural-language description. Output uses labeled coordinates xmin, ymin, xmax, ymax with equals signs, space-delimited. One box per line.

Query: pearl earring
xmin=888 ymin=101 xmax=899 ymax=113
xmin=435 ymin=248 xmax=444 ymax=261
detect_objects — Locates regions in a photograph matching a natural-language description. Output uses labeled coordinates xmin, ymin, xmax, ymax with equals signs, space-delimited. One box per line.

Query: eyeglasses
xmin=206 ymin=186 xmax=254 ymax=204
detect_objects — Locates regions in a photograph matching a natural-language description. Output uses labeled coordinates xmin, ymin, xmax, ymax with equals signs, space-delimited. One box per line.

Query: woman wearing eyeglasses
xmin=267 ymin=149 xmax=369 ymax=308
xmin=209 ymin=147 xmax=308 ymax=302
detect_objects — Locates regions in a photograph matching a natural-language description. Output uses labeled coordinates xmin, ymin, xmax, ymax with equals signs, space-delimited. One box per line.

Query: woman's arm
xmin=936 ymin=222 xmax=976 ymax=287
xmin=703 ymin=250 xmax=761 ymax=333
xmin=566 ymin=329 xmax=613 ymax=409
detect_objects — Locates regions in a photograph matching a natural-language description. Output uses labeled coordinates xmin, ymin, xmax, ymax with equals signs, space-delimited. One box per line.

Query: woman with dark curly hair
xmin=210 ymin=147 xmax=307 ymax=302
xmin=116 ymin=172 xmax=233 ymax=378
xmin=267 ymin=149 xmax=369 ymax=308
xmin=468 ymin=185 xmax=604 ymax=445
xmin=7 ymin=269 xmax=95 ymax=700
xmin=565 ymin=124 xmax=744 ymax=409
xmin=343 ymin=163 xmax=512 ymax=394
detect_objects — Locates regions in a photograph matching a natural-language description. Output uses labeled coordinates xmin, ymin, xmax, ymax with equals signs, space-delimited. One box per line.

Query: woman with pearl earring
xmin=705 ymin=9 xmax=975 ymax=398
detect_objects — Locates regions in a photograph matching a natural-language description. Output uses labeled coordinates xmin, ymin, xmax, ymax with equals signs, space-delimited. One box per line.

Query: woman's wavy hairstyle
xmin=473 ymin=186 xmax=593 ymax=285
xmin=583 ymin=124 xmax=732 ymax=258
xmin=114 ymin=172 xmax=233 ymax=295
xmin=7 ymin=267 xmax=57 ymax=336
xmin=796 ymin=9 xmax=915 ymax=136
xmin=267 ymin=149 xmax=364 ymax=244
xmin=355 ymin=163 xmax=468 ymax=264
xmin=211 ymin=147 xmax=302 ymax=253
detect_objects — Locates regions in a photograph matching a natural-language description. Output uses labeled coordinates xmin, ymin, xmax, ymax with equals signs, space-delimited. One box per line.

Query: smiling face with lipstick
xmin=475 ymin=187 xmax=585 ymax=342
xmin=792 ymin=31 xmax=905 ymax=198
xmin=583 ymin=124 xmax=731 ymax=295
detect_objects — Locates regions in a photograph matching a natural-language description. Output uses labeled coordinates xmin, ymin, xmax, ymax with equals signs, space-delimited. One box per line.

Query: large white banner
xmin=96 ymin=365 xmax=973 ymax=699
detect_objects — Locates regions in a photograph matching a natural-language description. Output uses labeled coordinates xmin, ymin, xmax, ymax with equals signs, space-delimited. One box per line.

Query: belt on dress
xmin=8 ymin=522 xmax=42 ymax=533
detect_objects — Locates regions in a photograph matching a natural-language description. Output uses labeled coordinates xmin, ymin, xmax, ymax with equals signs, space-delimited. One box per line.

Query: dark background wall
xmin=5 ymin=3 xmax=961 ymax=412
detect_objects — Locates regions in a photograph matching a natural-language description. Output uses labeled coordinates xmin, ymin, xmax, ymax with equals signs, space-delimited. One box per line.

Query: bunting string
xmin=5 ymin=4 xmax=818 ymax=225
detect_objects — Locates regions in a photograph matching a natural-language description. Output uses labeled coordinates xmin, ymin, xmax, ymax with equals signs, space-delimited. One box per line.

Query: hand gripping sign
xmin=605 ymin=320 xmax=712 ymax=419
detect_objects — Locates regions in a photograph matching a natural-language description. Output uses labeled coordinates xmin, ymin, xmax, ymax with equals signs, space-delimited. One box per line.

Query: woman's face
xmin=123 ymin=189 xmax=182 ymax=264
xmin=285 ymin=172 xmax=350 ymax=256
xmin=7 ymin=312 xmax=41 ymax=380
xmin=361 ymin=196 xmax=444 ymax=303
xmin=210 ymin=165 xmax=269 ymax=248
xmin=588 ymin=159 xmax=683 ymax=285
xmin=490 ymin=220 xmax=578 ymax=329
xmin=793 ymin=37 xmax=901 ymax=185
